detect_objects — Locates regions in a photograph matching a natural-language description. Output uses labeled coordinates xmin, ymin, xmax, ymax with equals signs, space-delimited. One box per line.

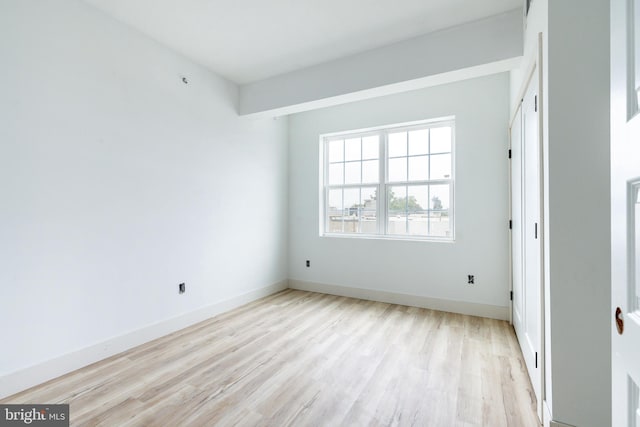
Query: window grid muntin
xmin=323 ymin=119 xmax=454 ymax=240
xmin=383 ymin=123 xmax=453 ymax=238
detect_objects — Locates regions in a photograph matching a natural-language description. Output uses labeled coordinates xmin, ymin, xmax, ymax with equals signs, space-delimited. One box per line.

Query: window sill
xmin=320 ymin=232 xmax=455 ymax=243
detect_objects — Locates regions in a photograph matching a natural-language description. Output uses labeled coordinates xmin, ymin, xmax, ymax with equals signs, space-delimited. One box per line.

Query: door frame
xmin=508 ymin=33 xmax=546 ymax=424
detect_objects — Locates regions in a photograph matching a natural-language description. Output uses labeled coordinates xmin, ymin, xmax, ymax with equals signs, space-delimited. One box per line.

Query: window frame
xmin=320 ymin=117 xmax=455 ymax=242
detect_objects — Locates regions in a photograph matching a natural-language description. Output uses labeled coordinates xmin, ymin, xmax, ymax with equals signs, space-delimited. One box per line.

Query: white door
xmin=511 ymin=68 xmax=542 ymax=420
xmin=511 ymin=105 xmax=525 ymax=339
xmin=612 ymin=1 xmax=640 ymax=426
xmin=522 ymin=69 xmax=541 ymax=413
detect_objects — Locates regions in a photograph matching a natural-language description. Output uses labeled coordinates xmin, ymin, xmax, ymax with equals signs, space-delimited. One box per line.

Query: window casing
xmin=321 ymin=118 xmax=455 ymax=241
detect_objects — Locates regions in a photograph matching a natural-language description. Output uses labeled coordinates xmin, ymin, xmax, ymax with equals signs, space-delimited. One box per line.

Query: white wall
xmin=288 ymin=73 xmax=511 ymax=315
xmin=0 ymin=0 xmax=288 ymax=396
xmin=546 ymin=1 xmax=610 ymax=426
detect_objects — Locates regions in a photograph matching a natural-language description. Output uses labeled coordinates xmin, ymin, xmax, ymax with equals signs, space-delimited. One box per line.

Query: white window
xmin=321 ymin=118 xmax=454 ymax=240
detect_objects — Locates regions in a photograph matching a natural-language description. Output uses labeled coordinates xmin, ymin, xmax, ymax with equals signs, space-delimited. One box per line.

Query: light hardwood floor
xmin=3 ymin=289 xmax=540 ymax=426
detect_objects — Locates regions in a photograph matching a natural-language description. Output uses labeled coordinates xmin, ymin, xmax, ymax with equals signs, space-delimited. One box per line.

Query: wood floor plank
xmin=2 ymin=290 xmax=540 ymax=426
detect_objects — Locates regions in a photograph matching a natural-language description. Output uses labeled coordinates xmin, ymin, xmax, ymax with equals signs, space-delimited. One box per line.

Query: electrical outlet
xmin=179 ymin=283 xmax=185 ymax=294
xmin=306 ymin=260 xmax=310 ymax=267
xmin=467 ymin=275 xmax=475 ymax=284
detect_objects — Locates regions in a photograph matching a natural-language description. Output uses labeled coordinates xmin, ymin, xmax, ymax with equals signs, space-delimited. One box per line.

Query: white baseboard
xmin=288 ymin=279 xmax=509 ymax=320
xmin=0 ymin=280 xmax=288 ymax=400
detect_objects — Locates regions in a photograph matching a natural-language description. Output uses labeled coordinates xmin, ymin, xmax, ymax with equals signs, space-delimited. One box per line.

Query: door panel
xmin=631 ymin=376 xmax=640 ymax=427
xmin=511 ymin=68 xmax=541 ymax=420
xmin=522 ymin=70 xmax=541 ymax=405
xmin=633 ymin=183 xmax=640 ymax=315
xmin=512 ymin=106 xmax=524 ymax=333
xmin=612 ymin=1 xmax=640 ymax=426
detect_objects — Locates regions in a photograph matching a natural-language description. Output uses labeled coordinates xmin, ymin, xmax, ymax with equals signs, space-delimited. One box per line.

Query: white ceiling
xmin=83 ymin=0 xmax=521 ymax=84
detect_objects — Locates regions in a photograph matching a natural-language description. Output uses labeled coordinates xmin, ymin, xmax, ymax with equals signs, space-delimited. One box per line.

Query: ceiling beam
xmin=239 ymin=9 xmax=523 ymax=117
